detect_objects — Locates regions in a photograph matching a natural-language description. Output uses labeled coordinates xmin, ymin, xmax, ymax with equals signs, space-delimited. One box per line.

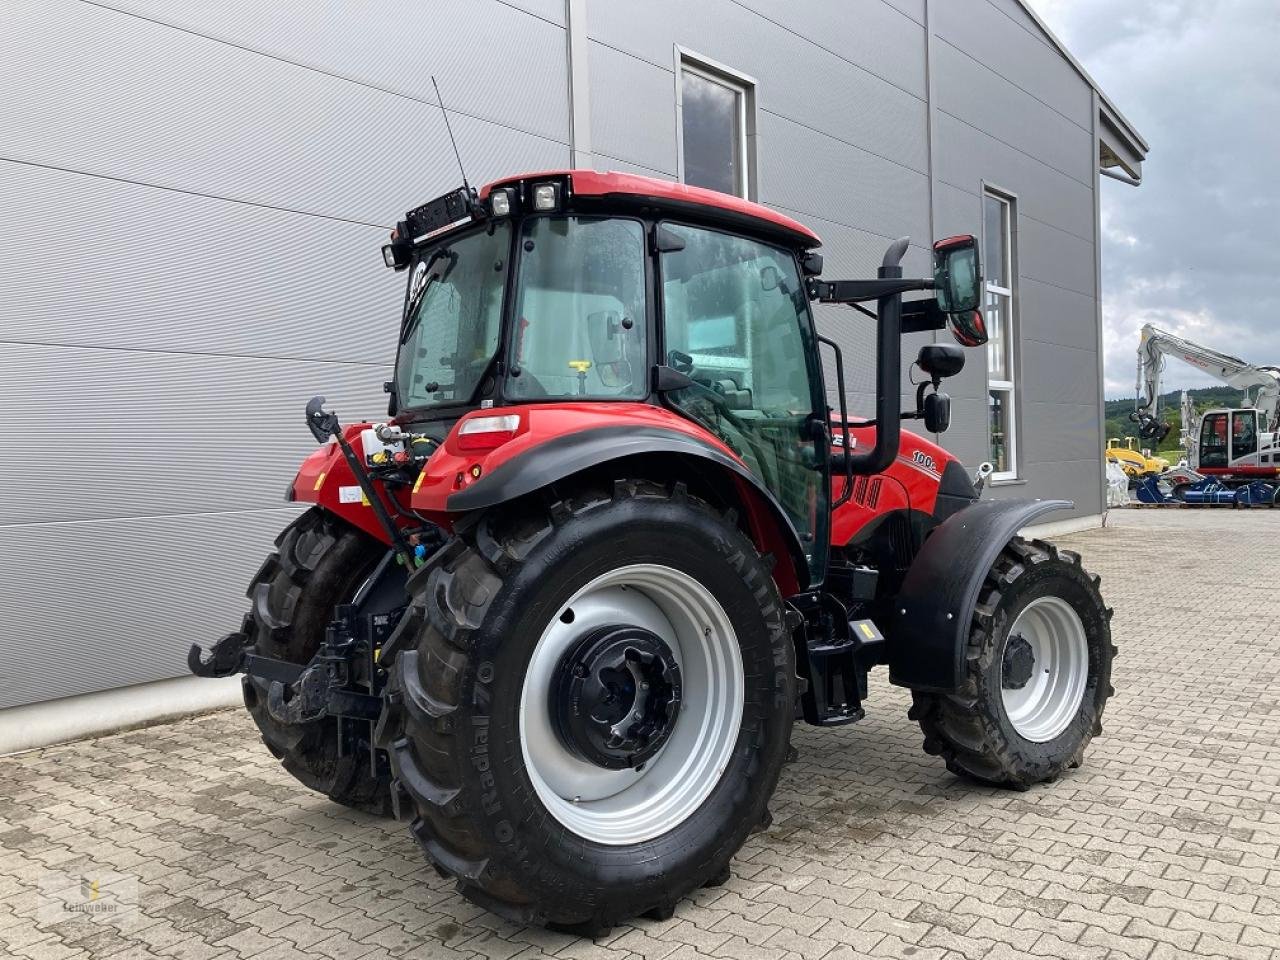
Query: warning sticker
xmin=338 ymin=485 xmax=364 ymax=505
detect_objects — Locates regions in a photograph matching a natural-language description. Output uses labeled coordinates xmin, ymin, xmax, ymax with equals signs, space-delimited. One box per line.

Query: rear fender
xmin=289 ymin=424 xmax=404 ymax=545
xmin=415 ymin=407 xmax=810 ymax=595
xmin=888 ymin=498 xmax=1071 ymax=691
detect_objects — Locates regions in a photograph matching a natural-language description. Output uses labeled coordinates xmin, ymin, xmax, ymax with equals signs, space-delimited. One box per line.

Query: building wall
xmin=0 ymin=0 xmax=1106 ymax=709
xmin=0 ymin=0 xmax=571 ymax=709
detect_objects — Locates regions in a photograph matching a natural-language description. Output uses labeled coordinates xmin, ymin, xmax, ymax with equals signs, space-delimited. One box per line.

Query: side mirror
xmin=933 ymin=235 xmax=981 ymax=312
xmin=916 ymin=344 xmax=965 ymax=381
xmin=924 ymin=391 xmax=951 ymax=433
xmin=932 ymin=235 xmax=988 ymax=347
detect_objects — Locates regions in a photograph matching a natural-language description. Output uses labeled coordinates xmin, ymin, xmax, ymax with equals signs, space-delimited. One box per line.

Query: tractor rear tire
xmin=909 ymin=538 xmax=1114 ymax=790
xmin=240 ymin=508 xmax=392 ymax=815
xmin=376 ymin=480 xmax=793 ymax=933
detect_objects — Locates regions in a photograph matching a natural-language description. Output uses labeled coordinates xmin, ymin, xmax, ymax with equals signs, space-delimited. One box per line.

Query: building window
xmin=679 ymin=58 xmax=752 ymax=198
xmin=984 ymin=190 xmax=1016 ymax=479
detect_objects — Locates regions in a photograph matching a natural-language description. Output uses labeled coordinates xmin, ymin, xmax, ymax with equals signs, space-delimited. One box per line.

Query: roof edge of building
xmin=1013 ymin=0 xmax=1149 ymax=157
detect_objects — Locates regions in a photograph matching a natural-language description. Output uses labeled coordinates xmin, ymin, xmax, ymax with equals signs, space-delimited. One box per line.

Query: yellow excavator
xmin=1105 ymin=437 xmax=1169 ymax=479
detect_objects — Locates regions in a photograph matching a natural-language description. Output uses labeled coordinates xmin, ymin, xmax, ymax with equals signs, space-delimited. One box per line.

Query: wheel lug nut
xmin=573 ymin=664 xmax=588 ymax=678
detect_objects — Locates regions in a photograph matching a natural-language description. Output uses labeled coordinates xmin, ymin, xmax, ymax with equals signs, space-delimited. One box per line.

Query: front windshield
xmin=395 ymin=223 xmax=510 ymax=409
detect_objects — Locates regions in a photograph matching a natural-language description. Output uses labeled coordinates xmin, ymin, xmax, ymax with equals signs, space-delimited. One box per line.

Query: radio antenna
xmin=432 ymin=76 xmax=470 ymax=193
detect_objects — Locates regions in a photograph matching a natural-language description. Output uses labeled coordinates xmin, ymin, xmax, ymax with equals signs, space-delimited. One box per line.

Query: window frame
xmin=504 ymin=213 xmax=652 ymax=403
xmin=675 ymin=50 xmax=756 ymax=200
xmin=982 ymin=187 xmax=1019 ymax=482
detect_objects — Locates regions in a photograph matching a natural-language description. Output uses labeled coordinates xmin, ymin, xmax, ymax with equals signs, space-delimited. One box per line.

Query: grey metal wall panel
xmin=1019 ymin=401 xmax=1103 ymax=466
xmin=932 ymin=39 xmax=1093 ymax=187
xmin=104 ymin=0 xmax=570 ymax=140
xmin=0 ymin=507 xmax=303 ymax=709
xmin=587 ymin=41 xmax=678 ymax=175
xmin=880 ymin=0 xmax=925 ymax=25
xmin=0 ymin=342 xmax=387 ymax=525
xmin=1018 ymin=217 xmax=1095 ymax=299
xmin=756 ymin=112 xmax=930 ymax=246
xmin=0 ymin=162 xmax=399 ymax=365
xmin=0 ymin=0 xmax=568 ymax=227
xmin=1018 ymin=457 xmax=1104 ymax=516
xmin=1020 ymin=279 xmax=1100 ymax=354
xmin=729 ymin=0 xmax=929 ymax=98
xmin=932 ymin=0 xmax=1091 ymax=130
xmin=1021 ymin=340 xmax=1101 ymax=407
xmin=584 ymin=0 xmax=928 ymax=174
xmin=933 ymin=113 xmax=1094 ymax=242
xmin=987 ymin=0 xmax=1050 ymax=41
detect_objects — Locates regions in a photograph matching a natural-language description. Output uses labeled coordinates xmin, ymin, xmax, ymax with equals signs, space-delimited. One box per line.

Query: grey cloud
xmin=1031 ymin=0 xmax=1280 ymax=397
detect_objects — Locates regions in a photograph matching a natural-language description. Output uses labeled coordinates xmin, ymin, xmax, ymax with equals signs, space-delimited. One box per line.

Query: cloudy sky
xmin=1030 ymin=0 xmax=1280 ymax=399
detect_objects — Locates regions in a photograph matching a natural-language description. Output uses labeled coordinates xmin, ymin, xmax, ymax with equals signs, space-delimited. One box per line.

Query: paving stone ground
xmin=3 ymin=508 xmax=1279 ymax=960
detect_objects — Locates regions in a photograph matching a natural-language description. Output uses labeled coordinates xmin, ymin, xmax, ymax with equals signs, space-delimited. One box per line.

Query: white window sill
xmin=988 ymin=476 xmax=1026 ymax=487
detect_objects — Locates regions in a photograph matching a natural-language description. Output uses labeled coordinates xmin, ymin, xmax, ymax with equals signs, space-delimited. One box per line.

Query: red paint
xmin=1199 ymin=465 xmax=1280 ymax=478
xmin=478 ymin=170 xmax=822 ymax=247
xmin=410 ymin=403 xmax=744 ymax=512
xmin=829 ymin=424 xmax=959 ymax=546
xmin=290 ymin=425 xmax=418 ymax=544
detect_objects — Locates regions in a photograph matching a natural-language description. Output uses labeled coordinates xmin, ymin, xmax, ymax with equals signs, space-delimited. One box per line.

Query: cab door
xmin=1199 ymin=412 xmax=1228 ymax=468
xmin=1230 ymin=409 xmax=1260 ymax=468
xmin=656 ymin=223 xmax=830 ymax=584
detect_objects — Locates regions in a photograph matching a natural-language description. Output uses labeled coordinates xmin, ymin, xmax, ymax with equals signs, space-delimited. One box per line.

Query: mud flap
xmin=888 ymin=498 xmax=1071 ymax=692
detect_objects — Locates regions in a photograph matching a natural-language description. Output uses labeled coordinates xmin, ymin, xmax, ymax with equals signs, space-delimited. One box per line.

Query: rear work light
xmin=456 ymin=414 xmax=521 ymax=452
xmin=490 ymin=187 xmax=515 ymax=217
xmin=532 ymin=182 xmax=561 ymax=212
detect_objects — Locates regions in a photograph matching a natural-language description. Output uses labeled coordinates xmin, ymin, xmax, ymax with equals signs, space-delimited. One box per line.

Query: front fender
xmin=888 ymin=498 xmax=1071 ymax=691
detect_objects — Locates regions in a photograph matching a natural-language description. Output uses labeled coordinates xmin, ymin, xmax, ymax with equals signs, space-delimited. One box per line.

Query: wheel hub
xmin=551 ymin=625 xmax=683 ymax=769
xmin=1002 ymin=633 xmax=1035 ymax=690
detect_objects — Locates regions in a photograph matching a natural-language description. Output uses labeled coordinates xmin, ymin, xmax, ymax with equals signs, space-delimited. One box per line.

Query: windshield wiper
xmin=399 ymin=248 xmax=456 ymax=345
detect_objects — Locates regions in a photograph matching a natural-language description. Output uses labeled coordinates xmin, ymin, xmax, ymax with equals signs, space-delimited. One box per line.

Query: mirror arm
xmin=808 ymin=277 xmax=933 ymax=304
xmin=830 ymin=242 xmax=909 ymax=476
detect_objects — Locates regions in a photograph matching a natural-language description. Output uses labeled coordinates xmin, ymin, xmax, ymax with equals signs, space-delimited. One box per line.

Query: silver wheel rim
xmin=519 ymin=563 xmax=744 ymax=845
xmin=1000 ymin=596 xmax=1089 ymax=743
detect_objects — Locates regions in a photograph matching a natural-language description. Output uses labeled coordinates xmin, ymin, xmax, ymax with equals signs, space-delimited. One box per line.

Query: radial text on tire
xmin=375 ymin=480 xmax=795 ymax=934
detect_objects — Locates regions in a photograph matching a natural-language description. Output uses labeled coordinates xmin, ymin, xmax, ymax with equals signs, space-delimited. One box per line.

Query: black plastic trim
xmin=446 ymin=425 xmax=811 ymax=590
xmin=888 ymin=498 xmax=1071 ymax=691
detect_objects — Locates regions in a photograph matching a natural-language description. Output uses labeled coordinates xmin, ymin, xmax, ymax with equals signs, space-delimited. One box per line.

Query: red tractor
xmin=191 ymin=170 xmax=1113 ymax=935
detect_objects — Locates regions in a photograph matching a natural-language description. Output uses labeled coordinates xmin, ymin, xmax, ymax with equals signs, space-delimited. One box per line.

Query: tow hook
xmin=187 ymin=617 xmax=252 ymax=678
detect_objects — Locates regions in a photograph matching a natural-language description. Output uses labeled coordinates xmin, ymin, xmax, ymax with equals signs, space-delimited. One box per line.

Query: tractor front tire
xmin=240 ymin=508 xmax=392 ymax=815
xmin=910 ymin=538 xmax=1114 ymax=790
xmin=376 ymin=480 xmax=793 ymax=933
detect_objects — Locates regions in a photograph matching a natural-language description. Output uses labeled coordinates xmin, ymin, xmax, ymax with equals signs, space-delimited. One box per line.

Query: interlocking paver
xmin=3 ymin=510 xmax=1280 ymax=959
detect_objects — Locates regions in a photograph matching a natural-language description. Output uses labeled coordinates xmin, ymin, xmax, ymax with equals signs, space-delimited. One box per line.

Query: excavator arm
xmin=1135 ymin=323 xmax=1280 ymax=440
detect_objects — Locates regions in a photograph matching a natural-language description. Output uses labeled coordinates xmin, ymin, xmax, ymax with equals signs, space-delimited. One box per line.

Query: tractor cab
xmin=1195 ymin=407 xmax=1280 ymax=478
xmin=380 ymin=172 xmax=983 ymax=584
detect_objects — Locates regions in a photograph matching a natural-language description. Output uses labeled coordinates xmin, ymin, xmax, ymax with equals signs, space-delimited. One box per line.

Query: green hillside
xmin=1104 ymin=387 xmax=1248 ymax=454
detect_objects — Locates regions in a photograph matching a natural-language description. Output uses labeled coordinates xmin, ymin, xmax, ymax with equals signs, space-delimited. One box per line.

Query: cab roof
xmin=479 ymin=170 xmax=822 ymax=249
